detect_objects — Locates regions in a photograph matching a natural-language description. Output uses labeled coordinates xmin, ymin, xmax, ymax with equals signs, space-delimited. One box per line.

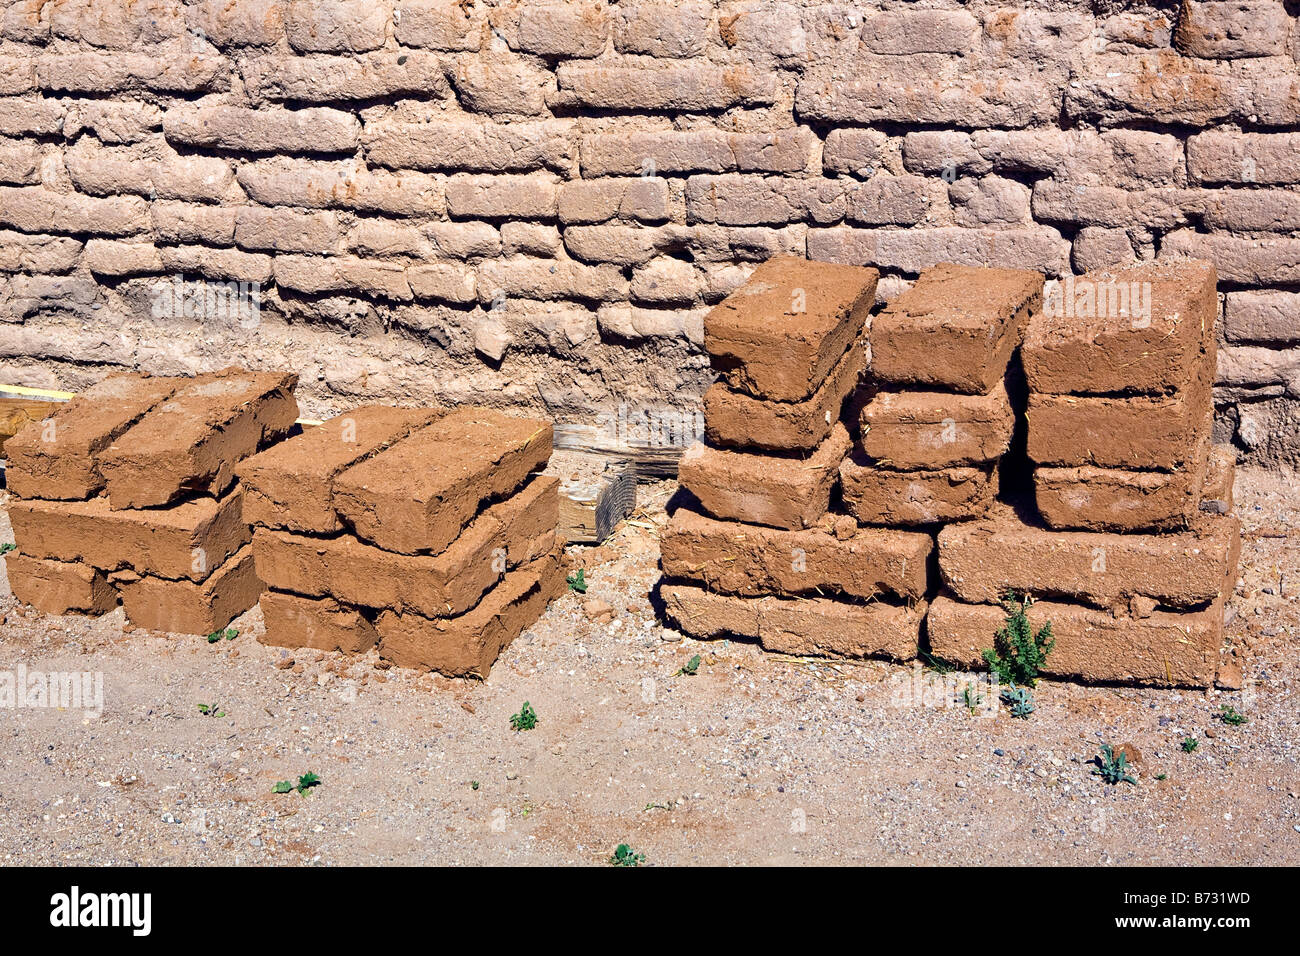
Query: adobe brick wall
xmin=1 ymin=1 xmax=1298 ymax=467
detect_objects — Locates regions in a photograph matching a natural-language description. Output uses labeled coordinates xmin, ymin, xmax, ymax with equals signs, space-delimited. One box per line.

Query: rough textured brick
xmin=393 ymin=0 xmax=479 ymax=50
xmin=284 ymin=0 xmax=388 ymax=52
xmin=83 ymin=240 xmax=164 ymax=277
xmin=237 ymin=159 xmax=444 ymax=216
xmin=259 ymin=590 xmax=378 ymax=654
xmin=64 ymin=140 xmax=235 ymax=203
xmin=557 ymin=62 xmax=776 ymax=111
xmin=677 ymin=422 xmax=850 ymax=530
xmin=50 ymin=0 xmax=185 ymax=48
xmin=188 ymin=0 xmax=286 ymax=46
xmin=364 ymin=119 xmax=575 ymax=173
xmin=165 ymin=104 xmax=360 ymax=153
xmin=274 ymin=254 xmax=411 ymax=300
xmin=476 ymin=257 xmax=625 ymax=303
xmin=151 ymin=201 xmax=239 ymax=247
xmin=1225 ymin=290 xmax=1300 ymax=345
xmin=926 ymin=593 xmax=1228 ymax=687
xmin=114 ymin=546 xmax=262 ymax=635
xmin=38 ymin=48 xmax=222 ymax=94
xmin=518 ymin=2 xmax=609 ymax=58
xmin=4 ymin=552 xmax=118 ymax=616
xmin=938 ymin=505 xmax=1240 ymax=610
xmin=662 ymin=583 xmax=925 ymax=661
xmin=824 ymin=129 xmax=889 ymax=176
xmin=445 ymin=55 xmax=551 ymax=116
xmin=0 ymin=231 xmax=83 ymax=273
xmin=840 ymin=454 xmax=997 ymax=526
xmin=615 ymin=2 xmax=712 ymax=57
xmin=583 ymin=128 xmax=812 ymax=176
xmin=1188 ymin=131 xmax=1300 ymax=184
xmin=862 ymin=384 xmax=1015 ymax=470
xmin=0 ymin=138 xmax=40 ymax=184
xmin=1174 ymin=1 xmax=1289 ymax=58
xmin=235 ymin=207 xmax=340 ymax=255
xmin=0 ymin=187 xmax=148 ymax=237
xmin=661 ymin=506 xmax=931 ymax=601
xmin=1161 ymin=231 xmax=1300 ymax=285
xmin=558 ymin=178 xmax=669 ymax=224
xmin=245 ymin=51 xmax=452 ymax=101
xmin=861 ymin=11 xmax=978 ymax=54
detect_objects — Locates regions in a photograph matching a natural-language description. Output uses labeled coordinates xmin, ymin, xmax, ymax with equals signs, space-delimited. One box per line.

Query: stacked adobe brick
xmin=659 ymin=256 xmax=934 ymax=660
xmin=235 ymin=406 xmax=564 ymax=677
xmin=4 ymin=368 xmax=298 ymax=633
xmin=840 ymin=264 xmax=1042 ymax=527
xmin=928 ymin=260 xmax=1244 ymax=687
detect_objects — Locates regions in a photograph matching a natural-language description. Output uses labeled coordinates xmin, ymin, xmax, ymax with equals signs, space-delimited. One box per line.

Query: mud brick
xmin=1200 ymin=444 xmax=1236 ymax=515
xmin=114 ymin=546 xmax=262 ymax=635
xmin=938 ymin=504 xmax=1240 ymax=610
xmin=4 ymin=552 xmax=118 ymax=616
xmin=333 ymin=406 xmax=552 ymax=554
xmin=871 ymin=263 xmax=1042 ymax=393
xmin=1027 ymin=391 xmax=1208 ymax=471
xmin=4 ymin=373 xmax=178 ymax=500
xmin=1034 ymin=423 xmax=1211 ymax=531
xmin=661 ymin=583 xmax=925 ymax=660
xmin=704 ymin=336 xmax=867 ymax=452
xmin=236 ymin=405 xmax=441 ymax=533
xmin=704 ymin=255 xmax=878 ymax=402
xmin=252 ymin=475 xmax=559 ymax=617
xmin=840 ymin=453 xmax=996 ymax=526
xmin=1022 ymin=260 xmax=1217 ymax=395
xmin=926 ymin=593 xmax=1227 ymax=687
xmin=99 ymin=368 xmax=299 ymax=509
xmin=8 ymin=489 xmax=249 ymax=582
xmin=861 ymin=381 xmax=1014 ymax=469
xmin=660 ymin=507 xmax=931 ymax=600
xmin=677 ymin=422 xmax=850 ymax=530
xmin=375 ymin=539 xmax=565 ymax=677
xmin=259 ymin=590 xmax=378 ymax=655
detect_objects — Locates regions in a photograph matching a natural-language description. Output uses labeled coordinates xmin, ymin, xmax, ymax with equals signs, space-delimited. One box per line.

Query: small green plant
xmin=982 ymin=591 xmax=1054 ymax=686
xmin=919 ymin=649 xmax=956 ymax=675
xmin=960 ymin=683 xmax=983 ymax=714
xmin=566 ymin=568 xmax=587 ymax=594
xmin=196 ymin=703 xmax=225 ymax=718
xmin=273 ymin=772 xmax=321 ymax=796
xmin=1180 ymin=736 xmax=1199 ymax=753
xmin=609 ymin=843 xmax=645 ymax=867
xmin=999 ymin=684 xmax=1035 ymax=719
xmin=1093 ymin=744 xmax=1137 ymax=785
xmin=0 ymin=542 xmax=15 ymax=555
xmin=1155 ymin=773 xmax=1168 ymax=781
xmin=470 ymin=780 xmax=479 ymax=791
xmin=674 ymin=654 xmax=702 ymax=677
xmin=206 ymin=627 xmax=238 ymax=644
xmin=1218 ymin=704 xmax=1248 ymax=726
xmin=510 ymin=701 xmax=538 ymax=732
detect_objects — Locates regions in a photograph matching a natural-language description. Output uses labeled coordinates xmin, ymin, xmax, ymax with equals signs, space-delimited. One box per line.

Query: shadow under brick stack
xmin=660 ymin=256 xmax=932 ymax=660
xmin=4 ymin=368 xmax=299 ymax=634
xmin=237 ymin=406 xmax=563 ymax=678
xmin=841 ymin=263 xmax=1043 ymax=526
xmin=928 ymin=260 xmax=1244 ymax=688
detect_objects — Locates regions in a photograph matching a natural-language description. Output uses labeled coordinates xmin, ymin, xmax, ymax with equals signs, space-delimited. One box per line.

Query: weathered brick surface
xmin=4 ymin=552 xmax=118 ymax=616
xmin=840 ymin=454 xmax=998 ymax=526
xmin=0 ymin=1 xmax=1292 ymax=462
xmin=861 ymin=383 xmax=1015 ymax=470
xmin=113 ymin=545 xmax=262 ymax=635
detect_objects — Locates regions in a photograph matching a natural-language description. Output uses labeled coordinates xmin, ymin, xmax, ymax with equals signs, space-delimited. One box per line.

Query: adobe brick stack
xmin=1023 ymin=260 xmax=1220 ymax=532
xmin=929 ymin=259 xmax=1243 ymax=687
xmin=663 ymin=257 xmax=933 ymax=660
xmin=237 ymin=405 xmax=563 ymax=678
xmin=841 ymin=263 xmax=1042 ymax=526
xmin=4 ymin=367 xmax=299 ymax=633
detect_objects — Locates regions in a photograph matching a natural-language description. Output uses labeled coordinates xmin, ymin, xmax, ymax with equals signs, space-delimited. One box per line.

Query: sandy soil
xmin=0 ymin=469 xmax=1297 ymax=866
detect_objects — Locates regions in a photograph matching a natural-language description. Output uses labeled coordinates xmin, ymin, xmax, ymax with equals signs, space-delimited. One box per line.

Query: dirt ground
xmin=0 ymin=468 xmax=1297 ymax=867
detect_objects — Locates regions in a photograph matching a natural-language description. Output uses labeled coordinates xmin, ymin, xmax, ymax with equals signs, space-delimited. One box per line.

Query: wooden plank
xmin=545 ymin=450 xmax=637 ymax=545
xmin=0 ymin=397 xmax=62 ymax=455
xmin=552 ymin=422 xmax=690 ymax=482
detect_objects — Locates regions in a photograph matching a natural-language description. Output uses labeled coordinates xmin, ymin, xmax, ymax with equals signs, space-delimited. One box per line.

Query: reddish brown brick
xmin=252 ymin=475 xmax=559 ymax=617
xmin=259 ymin=590 xmax=378 ymax=654
xmin=661 ymin=583 xmax=925 ymax=660
xmin=704 ymin=336 xmax=866 ymax=452
xmin=938 ymin=504 xmax=1240 ymax=609
xmin=4 ymin=552 xmax=118 ymax=616
xmin=926 ymin=593 xmax=1229 ymax=687
xmin=677 ymin=423 xmax=850 ymax=530
xmin=375 ymin=539 xmax=565 ymax=676
xmin=704 ymin=256 xmax=878 ymax=402
xmin=1201 ymin=444 xmax=1236 ymax=514
xmin=4 ymin=373 xmax=178 ymax=500
xmin=840 ymin=454 xmax=997 ymax=526
xmin=861 ymin=382 xmax=1014 ymax=469
xmin=871 ymin=263 xmax=1042 ymax=393
xmin=236 ymin=405 xmax=441 ymax=533
xmin=114 ymin=546 xmax=262 ymax=635
xmin=1022 ymin=260 xmax=1217 ymax=395
xmin=9 ymin=490 xmax=249 ymax=582
xmin=332 ymin=407 xmax=552 ymax=555
xmin=99 ymin=368 xmax=299 ymax=509
xmin=660 ymin=506 xmax=932 ymax=601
